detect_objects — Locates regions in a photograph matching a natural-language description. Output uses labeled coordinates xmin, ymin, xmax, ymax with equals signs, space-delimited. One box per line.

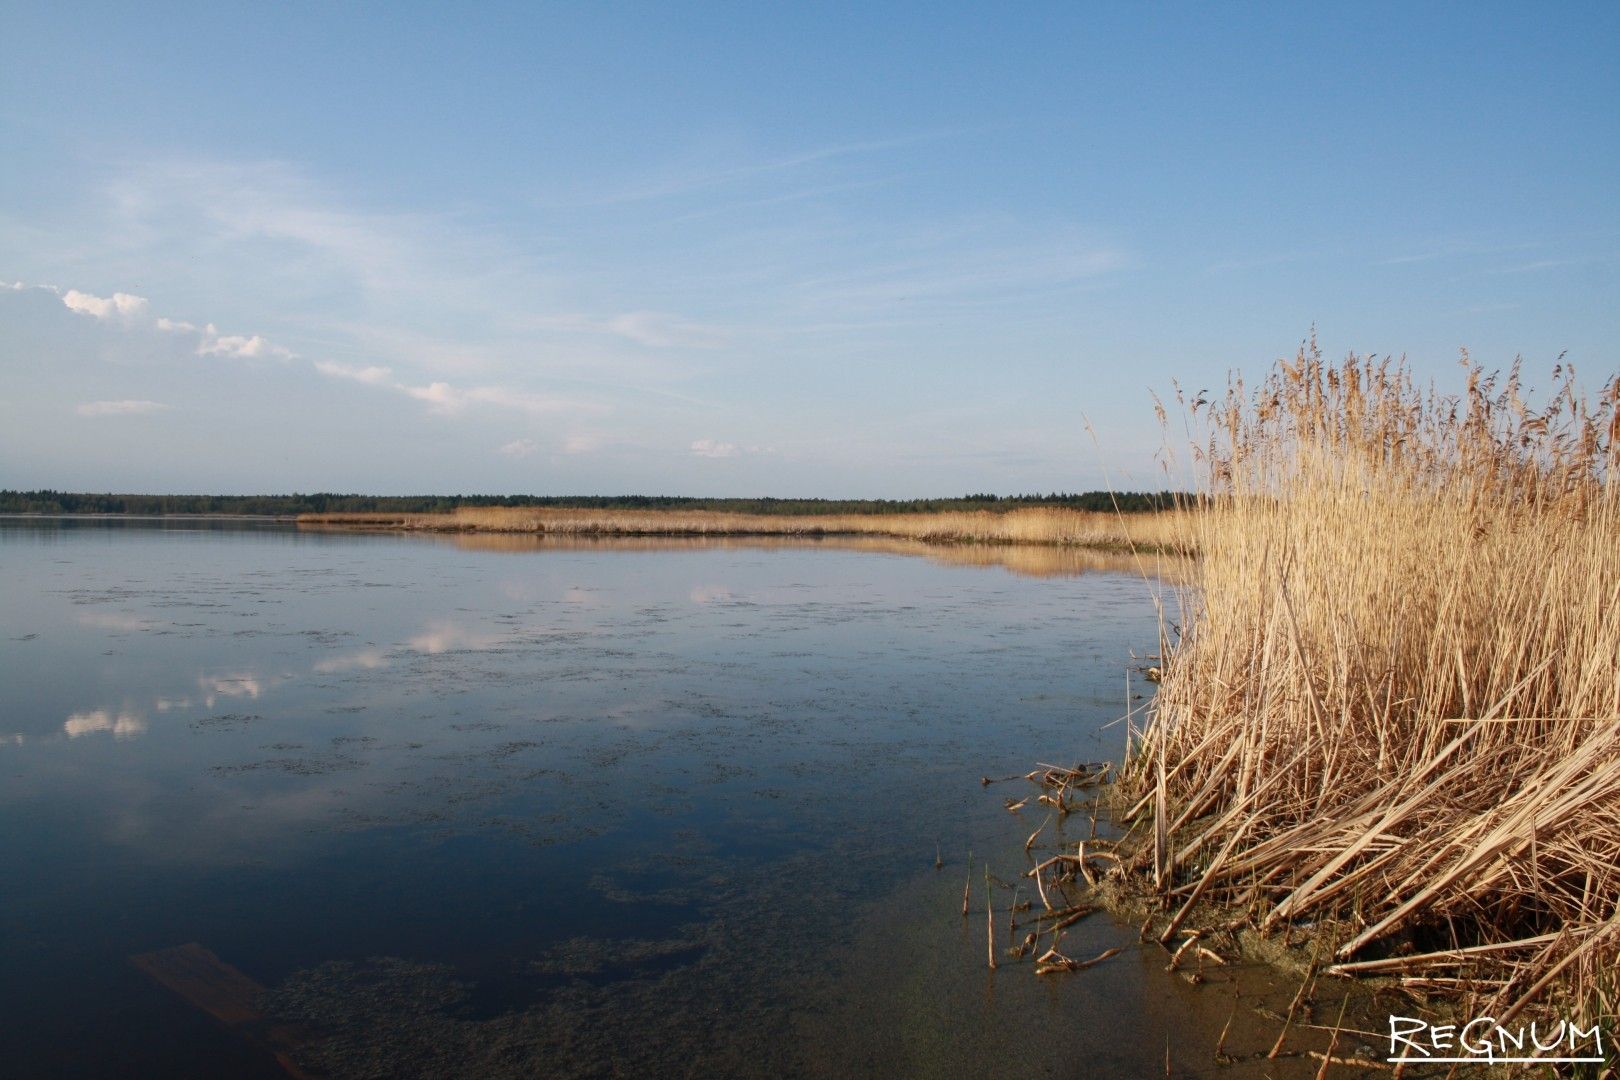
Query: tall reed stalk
xmin=1125 ymin=344 xmax=1619 ymax=1027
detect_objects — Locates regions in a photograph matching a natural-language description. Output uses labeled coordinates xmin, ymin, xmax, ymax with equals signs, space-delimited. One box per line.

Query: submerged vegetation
xmin=1114 ymin=348 xmax=1619 ymax=1035
xmin=299 ymin=505 xmax=1188 ymax=551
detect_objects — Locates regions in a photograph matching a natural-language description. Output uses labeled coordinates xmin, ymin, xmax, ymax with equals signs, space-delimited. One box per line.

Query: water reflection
xmin=312 ymin=648 xmax=390 ymax=673
xmin=63 ymin=709 xmax=147 ymax=738
xmin=77 ymin=611 xmax=160 ymax=632
xmin=0 ymin=519 xmax=1258 ymax=1079
xmin=688 ymin=585 xmax=735 ymax=605
xmin=405 ymin=622 xmax=506 ymax=654
xmin=199 ymin=673 xmax=269 ymax=703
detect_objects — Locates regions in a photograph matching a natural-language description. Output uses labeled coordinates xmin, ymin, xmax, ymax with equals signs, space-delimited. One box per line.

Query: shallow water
xmin=0 ymin=520 xmax=1353 ymax=1078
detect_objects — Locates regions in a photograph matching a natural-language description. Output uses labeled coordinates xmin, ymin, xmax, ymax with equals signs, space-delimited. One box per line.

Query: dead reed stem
xmin=1122 ymin=346 xmax=1620 ymax=1029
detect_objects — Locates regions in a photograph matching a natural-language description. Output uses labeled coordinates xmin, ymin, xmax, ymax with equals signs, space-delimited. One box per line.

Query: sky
xmin=2 ymin=2 xmax=1616 ymax=497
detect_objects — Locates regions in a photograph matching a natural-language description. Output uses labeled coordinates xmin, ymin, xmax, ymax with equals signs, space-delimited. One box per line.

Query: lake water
xmin=0 ymin=520 xmax=1329 ymax=1078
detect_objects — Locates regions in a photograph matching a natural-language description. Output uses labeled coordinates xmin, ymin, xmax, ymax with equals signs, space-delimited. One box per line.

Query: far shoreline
xmin=294 ymin=505 xmax=1188 ymax=553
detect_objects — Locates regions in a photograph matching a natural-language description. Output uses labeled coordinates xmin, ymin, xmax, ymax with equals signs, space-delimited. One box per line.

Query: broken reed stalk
xmin=1034 ymin=946 xmax=1121 ymax=976
xmin=1122 ymin=347 xmax=1620 ymax=1029
xmin=1024 ymin=813 xmax=1049 ymax=852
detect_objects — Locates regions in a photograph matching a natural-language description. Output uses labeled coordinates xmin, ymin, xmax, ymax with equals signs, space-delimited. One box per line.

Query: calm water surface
xmin=0 ymin=520 xmax=1316 ymax=1078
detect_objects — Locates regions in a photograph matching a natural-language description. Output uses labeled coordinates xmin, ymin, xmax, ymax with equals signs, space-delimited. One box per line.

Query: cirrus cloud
xmin=313 ymin=359 xmax=394 ymax=385
xmin=76 ymin=399 xmax=172 ymax=417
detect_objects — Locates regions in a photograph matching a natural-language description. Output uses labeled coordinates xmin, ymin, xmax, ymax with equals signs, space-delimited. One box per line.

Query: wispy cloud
xmin=313 ymin=359 xmax=394 ymax=385
xmin=1206 ymin=252 xmax=1307 ymax=274
xmin=562 ymin=432 xmax=607 ymax=455
xmin=516 ymin=311 xmax=726 ymax=350
xmin=550 ymin=130 xmax=968 ymax=208
xmin=398 ymin=380 xmax=593 ymax=417
xmin=690 ymin=438 xmax=739 ymax=459
xmin=499 ymin=437 xmax=539 ymax=458
xmin=76 ymin=399 xmax=171 ymax=417
xmin=1483 ymin=258 xmax=1591 ymax=275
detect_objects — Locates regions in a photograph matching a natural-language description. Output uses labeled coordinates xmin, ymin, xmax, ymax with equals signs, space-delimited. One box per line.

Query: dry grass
xmin=300 ymin=504 xmax=1187 ymax=552
xmin=420 ymin=532 xmax=1186 ymax=580
xmin=1121 ymin=345 xmax=1620 ymax=1031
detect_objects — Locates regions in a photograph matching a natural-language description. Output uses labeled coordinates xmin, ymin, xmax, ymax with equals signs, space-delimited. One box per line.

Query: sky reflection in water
xmin=0 ymin=521 xmax=1294 ymax=1079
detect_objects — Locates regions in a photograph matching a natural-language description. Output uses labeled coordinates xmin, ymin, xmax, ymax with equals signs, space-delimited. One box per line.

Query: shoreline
xmin=295 ymin=505 xmax=1190 ymax=554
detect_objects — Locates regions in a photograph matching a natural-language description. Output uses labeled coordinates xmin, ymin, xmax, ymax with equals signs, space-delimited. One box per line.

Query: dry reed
xmin=299 ymin=504 xmax=1186 ymax=552
xmin=1121 ymin=344 xmax=1620 ymax=1032
xmin=429 ymin=532 xmax=1182 ymax=580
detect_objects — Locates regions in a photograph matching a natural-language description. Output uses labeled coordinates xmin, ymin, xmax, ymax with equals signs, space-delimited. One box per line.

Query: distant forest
xmin=0 ymin=490 xmax=1184 ymax=517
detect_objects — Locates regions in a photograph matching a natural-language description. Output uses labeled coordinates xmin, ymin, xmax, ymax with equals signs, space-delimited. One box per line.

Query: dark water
xmin=0 ymin=520 xmax=1335 ymax=1078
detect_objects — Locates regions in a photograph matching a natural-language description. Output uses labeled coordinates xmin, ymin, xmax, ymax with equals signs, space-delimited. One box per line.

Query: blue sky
xmin=2 ymin=2 xmax=1616 ymax=496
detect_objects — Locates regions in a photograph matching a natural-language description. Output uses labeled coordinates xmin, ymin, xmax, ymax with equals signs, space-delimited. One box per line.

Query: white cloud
xmin=76 ymin=399 xmax=171 ymax=417
xmin=197 ymin=332 xmax=275 ymax=358
xmin=44 ymin=282 xmax=293 ymax=361
xmin=64 ymin=709 xmax=147 ymax=739
xmin=62 ymin=289 xmax=150 ymax=320
xmin=690 ymin=438 xmax=739 ymax=458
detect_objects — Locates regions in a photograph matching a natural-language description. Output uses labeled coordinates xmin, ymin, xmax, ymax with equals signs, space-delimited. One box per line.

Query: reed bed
xmin=300 ymin=504 xmax=1186 ymax=552
xmin=421 ymin=532 xmax=1182 ymax=579
xmin=1120 ymin=347 xmax=1620 ymax=1031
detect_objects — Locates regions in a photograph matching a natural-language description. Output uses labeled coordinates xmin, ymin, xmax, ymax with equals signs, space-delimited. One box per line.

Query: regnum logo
xmin=1388 ymin=1015 xmax=1607 ymax=1065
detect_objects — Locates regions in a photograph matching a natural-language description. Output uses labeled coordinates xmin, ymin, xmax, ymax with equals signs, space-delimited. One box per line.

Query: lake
xmin=0 ymin=519 xmax=1318 ymax=1078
